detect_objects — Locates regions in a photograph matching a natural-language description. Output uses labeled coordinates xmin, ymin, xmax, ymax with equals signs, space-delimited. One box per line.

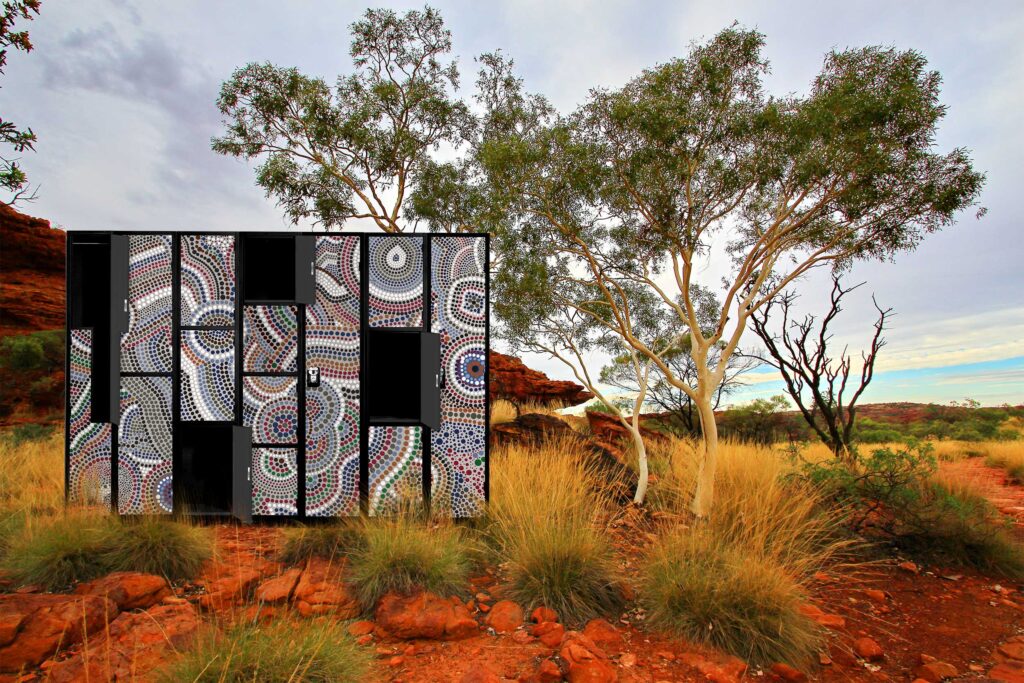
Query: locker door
xmin=420 ymin=332 xmax=441 ymax=430
xmin=232 ymin=426 xmax=253 ymax=524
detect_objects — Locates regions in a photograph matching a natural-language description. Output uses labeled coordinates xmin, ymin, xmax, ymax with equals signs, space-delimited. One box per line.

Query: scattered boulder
xmin=677 ymin=652 xmax=747 ymax=683
xmin=533 ymin=658 xmax=564 ymax=682
xmin=0 ymin=593 xmax=118 ymax=672
xmin=46 ymin=603 xmax=199 ymax=682
xmin=559 ymin=631 xmax=617 ymax=683
xmin=1000 ymin=642 xmax=1024 ymax=661
xmin=255 ymin=567 xmax=302 ymax=604
xmin=862 ymin=589 xmax=887 ymax=603
xmin=197 ymin=566 xmax=263 ymax=612
xmin=898 ymin=561 xmax=920 ymax=574
xmin=375 ymin=592 xmax=479 ymax=641
xmin=531 ymin=621 xmax=565 ymax=648
xmin=75 ymin=571 xmax=170 ymax=611
xmin=854 ymin=636 xmax=884 ymax=661
xmin=460 ymin=667 xmax=502 ymax=683
xmin=914 ymin=661 xmax=959 ymax=682
xmin=581 ymin=618 xmax=624 ymax=654
xmin=348 ymin=620 xmax=376 ymax=637
xmin=292 ymin=558 xmax=360 ymax=618
xmin=989 ymin=660 xmax=1024 ymax=683
xmin=797 ymin=603 xmax=845 ymax=630
xmin=486 ymin=600 xmax=524 ymax=633
xmin=532 ymin=606 xmax=559 ymax=624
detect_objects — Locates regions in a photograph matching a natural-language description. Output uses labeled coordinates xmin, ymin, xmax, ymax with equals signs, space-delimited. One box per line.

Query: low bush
xmin=2 ymin=513 xmax=212 ymax=590
xmin=347 ymin=514 xmax=474 ymax=610
xmin=642 ymin=530 xmax=822 ymax=667
xmin=488 ymin=439 xmax=623 ymax=625
xmin=280 ymin=520 xmax=366 ymax=565
xmin=802 ymin=441 xmax=1024 ymax=577
xmin=97 ymin=516 xmax=212 ymax=581
xmin=160 ymin=619 xmax=370 ymax=682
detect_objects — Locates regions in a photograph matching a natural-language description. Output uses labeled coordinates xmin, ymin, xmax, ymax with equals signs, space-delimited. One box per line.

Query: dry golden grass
xmin=488 ymin=436 xmax=623 ymax=625
xmin=0 ymin=427 xmax=65 ymax=518
xmin=489 ymin=399 xmax=574 ymax=427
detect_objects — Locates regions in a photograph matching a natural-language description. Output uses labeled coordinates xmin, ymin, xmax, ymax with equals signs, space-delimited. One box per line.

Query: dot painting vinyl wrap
xmin=368 ymin=236 xmax=423 ymax=328
xmin=304 ymin=236 xmax=361 ymax=517
xmin=68 ymin=329 xmax=112 ymax=506
xmin=430 ymin=236 xmax=487 ymax=517
xmin=66 ymin=232 xmax=487 ymax=520
xmin=118 ymin=376 xmax=173 ymax=514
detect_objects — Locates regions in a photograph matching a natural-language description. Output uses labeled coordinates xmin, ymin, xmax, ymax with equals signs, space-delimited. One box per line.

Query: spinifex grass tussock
xmin=280 ymin=520 xmax=366 ymax=565
xmin=642 ymin=529 xmax=822 ymax=667
xmin=2 ymin=511 xmax=213 ymax=590
xmin=641 ymin=437 xmax=852 ymax=665
xmin=160 ymin=619 xmax=370 ymax=682
xmin=347 ymin=512 xmax=475 ymax=610
xmin=488 ymin=437 xmax=623 ymax=626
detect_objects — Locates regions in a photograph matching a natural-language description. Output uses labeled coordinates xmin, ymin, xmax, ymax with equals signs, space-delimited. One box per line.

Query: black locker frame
xmin=64 ymin=231 xmax=491 ymax=522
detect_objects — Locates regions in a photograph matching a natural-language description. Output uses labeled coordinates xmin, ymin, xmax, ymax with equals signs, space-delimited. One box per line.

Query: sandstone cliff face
xmin=488 ymin=351 xmax=593 ymax=407
xmin=0 ymin=203 xmax=65 ymax=336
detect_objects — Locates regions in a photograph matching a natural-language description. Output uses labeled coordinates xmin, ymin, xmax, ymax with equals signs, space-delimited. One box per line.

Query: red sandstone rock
xmin=255 ymin=567 xmax=302 ymax=604
xmin=531 ymin=620 xmax=565 ymax=647
xmin=486 ymin=600 xmax=524 ymax=633
xmin=559 ymin=631 xmax=617 ymax=683
xmin=489 ymin=352 xmax=593 ymax=407
xmin=536 ymin=658 xmax=564 ymax=682
xmin=915 ymin=661 xmax=959 ymax=682
xmin=862 ymin=589 xmax=887 ymax=603
xmin=770 ymin=662 xmax=807 ymax=682
xmin=75 ymin=572 xmax=170 ymax=611
xmin=198 ymin=565 xmax=263 ymax=612
xmin=291 ymin=558 xmax=360 ymax=618
xmin=585 ymin=411 xmax=669 ymax=447
xmin=582 ymin=618 xmax=624 ymax=654
xmin=375 ymin=592 xmax=479 ymax=641
xmin=989 ymin=660 xmax=1024 ymax=683
xmin=0 ymin=203 xmax=65 ymax=337
xmin=348 ymin=620 xmax=376 ymax=637
xmin=1000 ymin=642 xmax=1024 ymax=661
xmin=46 ymin=603 xmax=199 ymax=682
xmin=532 ymin=606 xmax=559 ymax=624
xmin=854 ymin=636 xmax=884 ymax=661
xmin=0 ymin=593 xmax=118 ymax=672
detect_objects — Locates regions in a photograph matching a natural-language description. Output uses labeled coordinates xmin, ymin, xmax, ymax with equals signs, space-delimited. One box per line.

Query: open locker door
xmin=232 ymin=426 xmax=253 ymax=523
xmin=420 ymin=332 xmax=441 ymax=430
xmin=295 ymin=235 xmax=316 ymax=305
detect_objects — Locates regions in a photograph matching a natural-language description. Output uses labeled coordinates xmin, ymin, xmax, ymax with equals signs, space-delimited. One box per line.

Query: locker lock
xmin=307 ymin=367 xmax=320 ymax=387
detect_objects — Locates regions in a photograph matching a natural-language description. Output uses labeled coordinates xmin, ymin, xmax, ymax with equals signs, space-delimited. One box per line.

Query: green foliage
xmin=2 ymin=514 xmax=212 ymax=590
xmin=159 ymin=620 xmax=370 ymax=682
xmin=280 ymin=521 xmax=366 ymax=565
xmin=4 ymin=422 xmax=53 ymax=446
xmin=1 ymin=0 xmax=41 ymax=203
xmin=0 ymin=330 xmax=63 ymax=372
xmin=642 ymin=531 xmax=821 ymax=667
xmin=347 ymin=516 xmax=474 ymax=610
xmin=213 ymin=6 xmax=472 ymax=231
xmin=801 ymin=442 xmax=1024 ymax=577
xmin=718 ymin=395 xmax=795 ymax=444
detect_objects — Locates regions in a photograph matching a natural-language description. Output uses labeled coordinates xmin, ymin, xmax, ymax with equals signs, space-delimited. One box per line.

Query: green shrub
xmin=2 ymin=513 xmax=212 ymax=590
xmin=160 ymin=620 xmax=370 ymax=682
xmin=642 ymin=530 xmax=821 ymax=667
xmin=97 ymin=517 xmax=212 ymax=581
xmin=0 ymin=330 xmax=63 ymax=372
xmin=5 ymin=423 xmax=54 ymax=447
xmin=347 ymin=515 xmax=474 ymax=610
xmin=2 ymin=513 xmax=115 ymax=590
xmin=280 ymin=521 xmax=366 ymax=565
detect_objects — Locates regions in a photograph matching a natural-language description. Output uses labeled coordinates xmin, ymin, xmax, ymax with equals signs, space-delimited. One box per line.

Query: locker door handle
xmin=247 ymin=467 xmax=251 ymax=482
xmin=123 ymin=298 xmax=128 ymax=313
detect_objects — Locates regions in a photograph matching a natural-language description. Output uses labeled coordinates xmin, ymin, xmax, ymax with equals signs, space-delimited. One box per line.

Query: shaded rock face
xmin=489 ymin=352 xmax=593 ymax=408
xmin=0 ymin=593 xmax=117 ymax=672
xmin=375 ymin=592 xmax=479 ymax=641
xmin=585 ymin=411 xmax=669 ymax=447
xmin=0 ymin=203 xmax=64 ymax=336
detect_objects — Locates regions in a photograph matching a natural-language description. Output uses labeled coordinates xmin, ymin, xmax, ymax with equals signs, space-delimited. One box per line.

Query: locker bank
xmin=64 ymin=232 xmax=489 ymax=521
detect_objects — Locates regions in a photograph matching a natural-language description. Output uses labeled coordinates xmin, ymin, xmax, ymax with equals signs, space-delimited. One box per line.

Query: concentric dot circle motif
xmin=368 ymin=236 xmax=423 ymax=328
xmin=179 ymin=235 xmax=235 ymax=326
xmin=430 ymin=236 xmax=487 ymax=518
xmin=252 ymin=447 xmax=297 ymax=515
xmin=180 ymin=329 xmax=235 ymax=422
xmin=117 ymin=376 xmax=173 ymax=514
xmin=121 ymin=234 xmax=173 ymax=373
xmin=243 ymin=376 xmax=298 ymax=445
xmin=68 ymin=329 xmax=112 ymax=506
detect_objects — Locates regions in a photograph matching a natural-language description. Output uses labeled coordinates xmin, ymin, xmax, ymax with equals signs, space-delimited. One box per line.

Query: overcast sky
xmin=4 ymin=0 xmax=1022 ymax=406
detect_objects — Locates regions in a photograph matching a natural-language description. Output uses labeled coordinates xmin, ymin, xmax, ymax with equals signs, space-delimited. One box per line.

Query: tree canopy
xmin=1 ymin=0 xmax=41 ymax=206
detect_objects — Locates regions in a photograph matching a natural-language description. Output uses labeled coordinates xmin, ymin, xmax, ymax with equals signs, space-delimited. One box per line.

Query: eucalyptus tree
xmin=213 ymin=6 xmax=473 ymax=231
xmin=1 ymin=0 xmax=41 ymax=206
xmin=431 ymin=29 xmax=984 ymax=516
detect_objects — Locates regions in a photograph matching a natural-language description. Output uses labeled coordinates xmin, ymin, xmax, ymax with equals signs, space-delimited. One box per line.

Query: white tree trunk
xmin=630 ymin=422 xmax=649 ymax=505
xmin=689 ymin=393 xmax=719 ymax=519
